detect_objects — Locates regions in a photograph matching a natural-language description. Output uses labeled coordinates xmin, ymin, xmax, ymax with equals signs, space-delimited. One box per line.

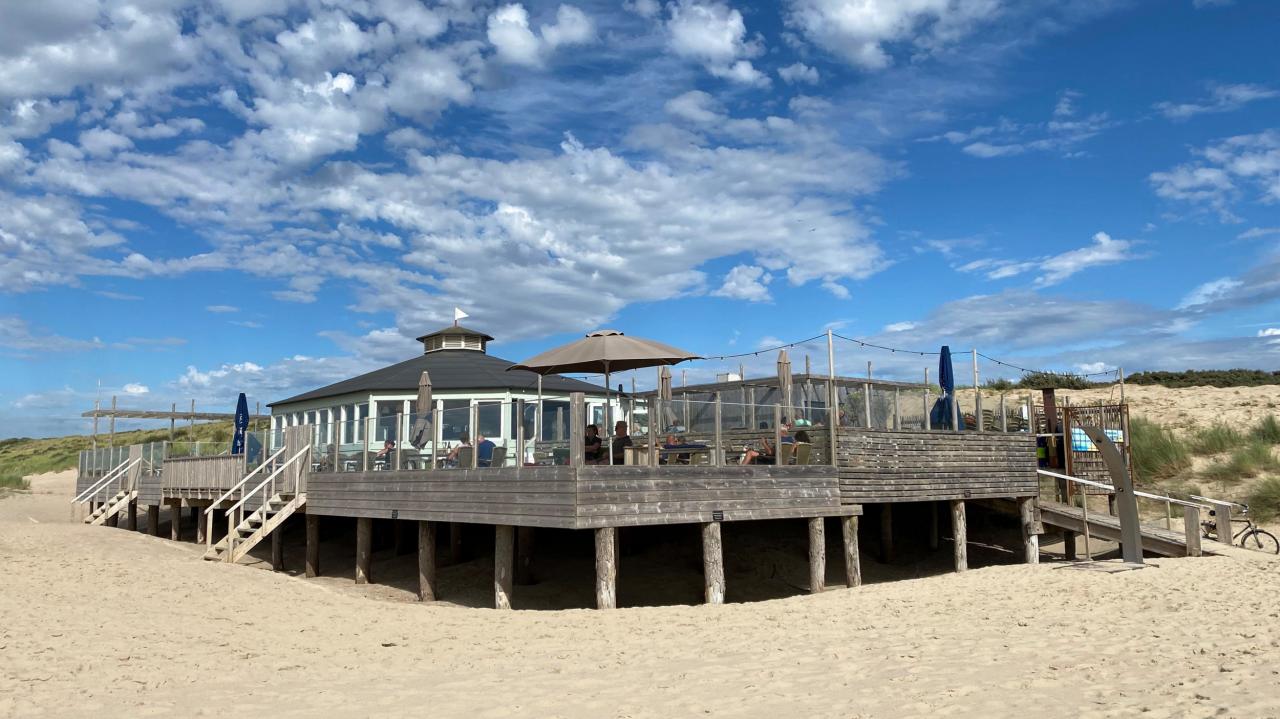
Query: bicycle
xmin=1200 ymin=503 xmax=1280 ymax=554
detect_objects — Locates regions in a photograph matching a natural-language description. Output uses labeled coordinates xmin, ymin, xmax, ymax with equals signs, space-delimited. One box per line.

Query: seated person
xmin=584 ymin=424 xmax=604 ymax=463
xmin=475 ymin=434 xmax=496 ymax=467
xmin=374 ymin=439 xmax=396 ymax=469
xmin=662 ymin=433 xmax=704 ymax=464
xmin=740 ymin=421 xmax=795 ymax=465
xmin=447 ymin=432 xmax=472 ymax=466
xmin=611 ymin=420 xmax=633 ymax=464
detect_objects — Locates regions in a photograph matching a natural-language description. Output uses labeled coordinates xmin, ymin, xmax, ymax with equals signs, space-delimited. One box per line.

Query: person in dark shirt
xmin=584 ymin=424 xmax=603 ymax=463
xmin=611 ymin=420 xmax=633 ymax=464
xmin=475 ymin=434 xmax=496 ymax=467
xmin=740 ymin=421 xmax=794 ymax=465
xmin=374 ymin=439 xmax=396 ymax=469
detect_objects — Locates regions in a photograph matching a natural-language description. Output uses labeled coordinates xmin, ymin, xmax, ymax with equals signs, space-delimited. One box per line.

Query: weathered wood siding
xmin=306 ymin=465 xmax=854 ymax=528
xmin=136 ymin=472 xmax=163 ymax=506
xmin=836 ymin=429 xmax=1037 ymax=504
xmin=162 ymin=455 xmax=246 ymax=498
xmin=307 ymin=467 xmax=579 ymax=528
xmin=574 ymin=465 xmax=852 ymax=528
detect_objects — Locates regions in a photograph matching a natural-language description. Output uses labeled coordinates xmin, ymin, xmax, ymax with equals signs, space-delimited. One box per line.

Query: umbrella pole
xmin=606 ymin=368 xmax=613 ymax=466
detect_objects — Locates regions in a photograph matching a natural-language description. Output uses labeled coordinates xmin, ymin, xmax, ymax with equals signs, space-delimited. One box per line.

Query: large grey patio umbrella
xmin=777 ymin=349 xmax=793 ymax=420
xmin=409 ymin=371 xmax=433 ymax=450
xmin=510 ymin=330 xmax=700 ymax=464
xmin=659 ymin=365 xmax=676 ymax=431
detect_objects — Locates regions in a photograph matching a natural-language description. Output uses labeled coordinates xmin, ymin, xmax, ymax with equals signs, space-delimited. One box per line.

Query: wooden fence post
xmin=702 ymin=522 xmax=725 ymax=604
xmin=1184 ymin=506 xmax=1202 ymax=557
xmin=1216 ymin=504 xmax=1234 ymax=546
xmin=1019 ymin=497 xmax=1039 ymax=564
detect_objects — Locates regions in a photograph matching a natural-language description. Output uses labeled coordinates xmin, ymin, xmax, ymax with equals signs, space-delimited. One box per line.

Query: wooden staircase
xmin=203 ymin=491 xmax=306 ymax=563
xmin=84 ymin=488 xmax=137 ymax=526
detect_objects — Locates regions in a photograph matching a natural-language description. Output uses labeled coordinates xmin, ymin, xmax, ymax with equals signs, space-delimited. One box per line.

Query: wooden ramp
xmin=1039 ymin=500 xmax=1201 ymax=558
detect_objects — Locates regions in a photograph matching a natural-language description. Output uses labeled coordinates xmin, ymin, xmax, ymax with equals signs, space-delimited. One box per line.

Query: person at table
xmin=447 ymin=432 xmax=472 ymax=467
xmin=374 ymin=439 xmax=396 ymax=469
xmin=611 ymin=420 xmax=633 ymax=464
xmin=662 ymin=434 xmax=703 ymax=464
xmin=475 ymin=433 xmax=496 ymax=468
xmin=584 ymin=424 xmax=604 ymax=463
xmin=740 ymin=420 xmax=794 ymax=465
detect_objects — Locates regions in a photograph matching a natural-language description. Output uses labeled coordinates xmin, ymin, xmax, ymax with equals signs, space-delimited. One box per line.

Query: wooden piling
xmin=879 ymin=503 xmax=893 ymax=563
xmin=516 ymin=526 xmax=535 ymax=585
xmin=1216 ymin=504 xmax=1234 ymax=546
xmin=146 ymin=505 xmax=160 ymax=536
xmin=127 ymin=500 xmax=138 ymax=532
xmin=808 ymin=517 xmax=825 ymax=593
xmin=355 ymin=517 xmax=372 ymax=584
xmin=701 ymin=522 xmax=725 ymax=605
xmin=928 ymin=501 xmax=939 ymax=550
xmin=841 ymin=515 xmax=861 ymax=588
xmin=305 ymin=514 xmax=320 ymax=578
xmin=271 ymin=525 xmax=284 ymax=571
xmin=495 ymin=525 xmax=514 ymax=609
xmin=418 ymin=521 xmax=437 ymax=601
xmin=196 ymin=508 xmax=207 ymax=545
xmin=169 ymin=499 xmax=182 ymax=541
xmin=1018 ymin=497 xmax=1039 ymax=564
xmin=951 ymin=500 xmax=968 ymax=572
xmin=450 ymin=523 xmax=464 ymax=564
xmin=595 ymin=527 xmax=617 ymax=609
xmin=1184 ymin=506 xmax=1203 ymax=557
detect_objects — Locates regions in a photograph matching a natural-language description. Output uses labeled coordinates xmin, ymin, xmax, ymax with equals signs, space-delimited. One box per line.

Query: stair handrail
xmin=71 ymin=457 xmax=140 ymax=504
xmin=205 ymin=446 xmax=288 ymax=517
xmin=1037 ymin=469 xmax=1209 ymax=509
xmin=225 ymin=445 xmax=310 ymax=559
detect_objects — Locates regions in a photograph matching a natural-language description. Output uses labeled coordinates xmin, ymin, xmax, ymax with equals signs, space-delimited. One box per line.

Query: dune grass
xmin=1250 ymin=415 xmax=1280 ymax=444
xmin=0 ymin=473 xmax=30 ymax=492
xmin=0 ymin=421 xmax=235 ymax=481
xmin=1246 ymin=477 xmax=1280 ymax=522
xmin=1201 ymin=441 xmax=1280 ymax=485
xmin=1188 ymin=423 xmax=1245 ymax=456
xmin=1129 ymin=416 xmax=1192 ymax=482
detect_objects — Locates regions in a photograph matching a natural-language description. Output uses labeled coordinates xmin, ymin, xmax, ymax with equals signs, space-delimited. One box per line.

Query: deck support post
xmin=841 ymin=515 xmax=861 ymax=588
xmin=126 ymin=500 xmax=138 ymax=531
xmin=879 ymin=503 xmax=893 ymax=563
xmin=169 ymin=499 xmax=182 ymax=541
xmin=355 ymin=517 xmax=372 ymax=584
xmin=146 ymin=504 xmax=159 ymax=536
xmin=495 ymin=525 xmax=514 ymax=609
xmin=701 ymin=522 xmax=725 ymax=605
xmin=1062 ymin=530 xmax=1077 ymax=560
xmin=1184 ymin=506 xmax=1203 ymax=557
xmin=808 ymin=517 xmax=825 ymax=593
xmin=595 ymin=527 xmax=617 ymax=609
xmin=951 ymin=500 xmax=968 ymax=572
xmin=450 ymin=523 xmax=464 ymax=564
xmin=271 ymin=523 xmax=284 ymax=571
xmin=516 ymin=526 xmax=535 ymax=585
xmin=305 ymin=514 xmax=320 ymax=578
xmin=196 ymin=508 xmax=207 ymax=545
xmin=1018 ymin=497 xmax=1040 ymax=564
xmin=418 ymin=521 xmax=437 ymax=601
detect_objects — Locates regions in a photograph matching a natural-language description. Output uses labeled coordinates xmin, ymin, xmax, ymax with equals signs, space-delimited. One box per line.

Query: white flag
xmin=453 ymin=307 xmax=469 ymax=323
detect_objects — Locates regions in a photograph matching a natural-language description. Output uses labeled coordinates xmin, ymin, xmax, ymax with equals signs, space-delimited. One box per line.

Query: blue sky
xmin=2 ymin=0 xmax=1279 ymax=438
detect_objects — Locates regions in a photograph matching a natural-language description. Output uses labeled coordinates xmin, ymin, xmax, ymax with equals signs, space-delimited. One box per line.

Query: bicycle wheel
xmin=1240 ymin=528 xmax=1280 ymax=555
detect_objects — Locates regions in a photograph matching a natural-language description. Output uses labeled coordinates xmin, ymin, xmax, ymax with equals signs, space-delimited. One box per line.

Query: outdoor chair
xmin=793 ymin=442 xmax=812 ymax=465
xmin=777 ymin=442 xmax=794 ymax=466
xmin=456 ymin=446 xmax=474 ymax=468
xmin=488 ymin=446 xmax=507 ymax=468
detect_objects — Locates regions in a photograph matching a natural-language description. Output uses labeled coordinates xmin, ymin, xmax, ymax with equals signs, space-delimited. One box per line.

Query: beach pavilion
xmin=267 ymin=323 xmax=615 ymax=460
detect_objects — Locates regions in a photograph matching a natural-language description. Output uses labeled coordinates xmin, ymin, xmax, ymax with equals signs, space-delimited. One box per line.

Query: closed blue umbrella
xmin=929 ymin=346 xmax=960 ymax=430
xmin=231 ymin=392 xmax=250 ymax=454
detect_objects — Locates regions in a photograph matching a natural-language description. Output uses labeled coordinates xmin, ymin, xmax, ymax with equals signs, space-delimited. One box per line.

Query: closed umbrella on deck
xmin=930 ymin=346 xmax=960 ymax=431
xmin=231 ymin=392 xmax=249 ymax=455
xmin=777 ymin=350 xmax=793 ymax=421
xmin=510 ymin=330 xmax=700 ymax=464
xmin=410 ymin=371 xmax=433 ymax=451
xmin=659 ymin=366 xmax=675 ymax=431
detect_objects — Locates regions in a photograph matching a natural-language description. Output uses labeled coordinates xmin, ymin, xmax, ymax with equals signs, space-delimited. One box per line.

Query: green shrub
xmin=1016 ymin=371 xmax=1099 ymax=390
xmin=1201 ymin=441 xmax=1280 ymax=485
xmin=984 ymin=378 xmax=1015 ymax=391
xmin=1246 ymin=477 xmax=1280 ymax=522
xmin=1129 ymin=416 xmax=1192 ymax=481
xmin=1125 ymin=369 xmax=1280 ymax=388
xmin=1189 ymin=423 xmax=1245 ymax=456
xmin=1250 ymin=415 xmax=1280 ymax=445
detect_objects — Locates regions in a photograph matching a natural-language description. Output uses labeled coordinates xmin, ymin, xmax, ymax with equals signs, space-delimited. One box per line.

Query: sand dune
xmin=4 ymin=470 xmax=1280 ymax=718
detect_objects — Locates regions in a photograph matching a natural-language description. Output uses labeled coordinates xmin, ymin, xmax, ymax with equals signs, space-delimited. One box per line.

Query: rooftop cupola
xmin=415 ymin=323 xmax=495 ymax=354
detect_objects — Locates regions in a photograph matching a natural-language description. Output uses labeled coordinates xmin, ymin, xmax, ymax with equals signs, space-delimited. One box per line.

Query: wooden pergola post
xmin=702 ymin=521 xmax=725 ymax=604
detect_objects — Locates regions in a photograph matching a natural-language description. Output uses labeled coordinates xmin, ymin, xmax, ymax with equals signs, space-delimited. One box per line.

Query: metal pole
xmin=92 ymin=399 xmax=99 ymax=450
xmin=972 ymin=349 xmax=983 ymax=432
xmin=536 ymin=375 xmax=543 ymax=442
xmin=713 ymin=392 xmax=722 ymax=466
xmin=923 ymin=368 xmax=931 ymax=431
xmin=999 ymin=394 xmax=1007 ymax=432
xmin=1118 ymin=366 xmax=1125 ymax=403
xmin=109 ymin=395 xmax=116 ymax=447
xmin=189 ymin=399 xmax=196 ymax=440
xmin=827 ymin=330 xmax=838 ymax=460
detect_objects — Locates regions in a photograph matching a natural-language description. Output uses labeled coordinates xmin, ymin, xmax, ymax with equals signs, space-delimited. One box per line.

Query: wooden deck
xmin=305 ymin=464 xmax=854 ymax=529
xmin=1038 ymin=500 xmax=1201 ymax=558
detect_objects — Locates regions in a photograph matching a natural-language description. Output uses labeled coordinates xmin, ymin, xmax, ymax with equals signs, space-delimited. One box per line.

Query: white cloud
xmin=1238 ymin=227 xmax=1280 ymax=240
xmin=624 ymin=0 xmax=662 ymax=18
xmin=487 ymin=3 xmax=595 ymax=68
xmin=1076 ymin=362 xmax=1111 ymax=374
xmin=883 ymin=321 xmax=917 ymax=332
xmin=786 ymin=0 xmax=1003 ymax=70
xmin=78 ymin=128 xmax=134 ymax=157
xmin=1155 ymin=83 xmax=1278 ymax=120
xmin=206 ymin=305 xmax=239 ymax=313
xmin=122 ymin=383 xmax=150 ymax=395
xmin=0 ymin=316 xmax=105 ymax=354
xmin=1258 ymin=327 xmax=1280 ymax=337
xmin=665 ymin=90 xmax=723 ymax=124
xmin=1178 ymin=277 xmax=1244 ymax=310
xmin=713 ymin=264 xmax=773 ymax=302
xmin=778 ymin=62 xmax=820 ymax=84
xmin=1150 ymin=130 xmax=1280 ymax=220
xmin=958 ymin=232 xmax=1140 ymax=287
xmin=666 ymin=1 xmax=769 ymax=86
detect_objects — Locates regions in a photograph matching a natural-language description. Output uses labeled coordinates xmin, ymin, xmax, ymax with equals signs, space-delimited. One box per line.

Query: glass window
xmin=478 ymin=401 xmax=501 ymax=439
xmin=341 ymin=404 xmax=355 ymax=444
xmin=541 ymin=400 xmax=570 ymax=441
xmin=376 ymin=399 xmax=400 ymax=441
xmin=355 ymin=403 xmax=368 ymax=441
xmin=440 ymin=399 xmax=470 ymax=440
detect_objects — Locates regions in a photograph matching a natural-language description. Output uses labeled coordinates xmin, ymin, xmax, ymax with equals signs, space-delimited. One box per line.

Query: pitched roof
xmin=415 ymin=324 xmax=495 ymax=342
xmin=271 ymin=350 xmax=606 ymax=406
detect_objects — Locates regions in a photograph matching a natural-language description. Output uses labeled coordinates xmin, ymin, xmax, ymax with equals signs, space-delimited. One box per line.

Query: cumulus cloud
xmin=487 ymin=3 xmax=595 ymax=67
xmin=666 ymin=1 xmax=769 ymax=86
xmin=778 ymin=62 xmax=820 ymax=84
xmin=713 ymin=264 xmax=773 ymax=302
xmin=122 ymin=383 xmax=149 ymax=395
xmin=1150 ymin=130 xmax=1280 ymax=220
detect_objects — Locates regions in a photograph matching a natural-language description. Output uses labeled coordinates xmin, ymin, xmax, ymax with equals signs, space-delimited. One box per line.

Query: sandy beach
xmin=2 ymin=470 xmax=1279 ymax=718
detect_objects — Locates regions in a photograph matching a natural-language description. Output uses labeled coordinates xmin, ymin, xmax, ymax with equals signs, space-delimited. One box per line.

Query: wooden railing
xmin=162 ymin=455 xmax=247 ymax=493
